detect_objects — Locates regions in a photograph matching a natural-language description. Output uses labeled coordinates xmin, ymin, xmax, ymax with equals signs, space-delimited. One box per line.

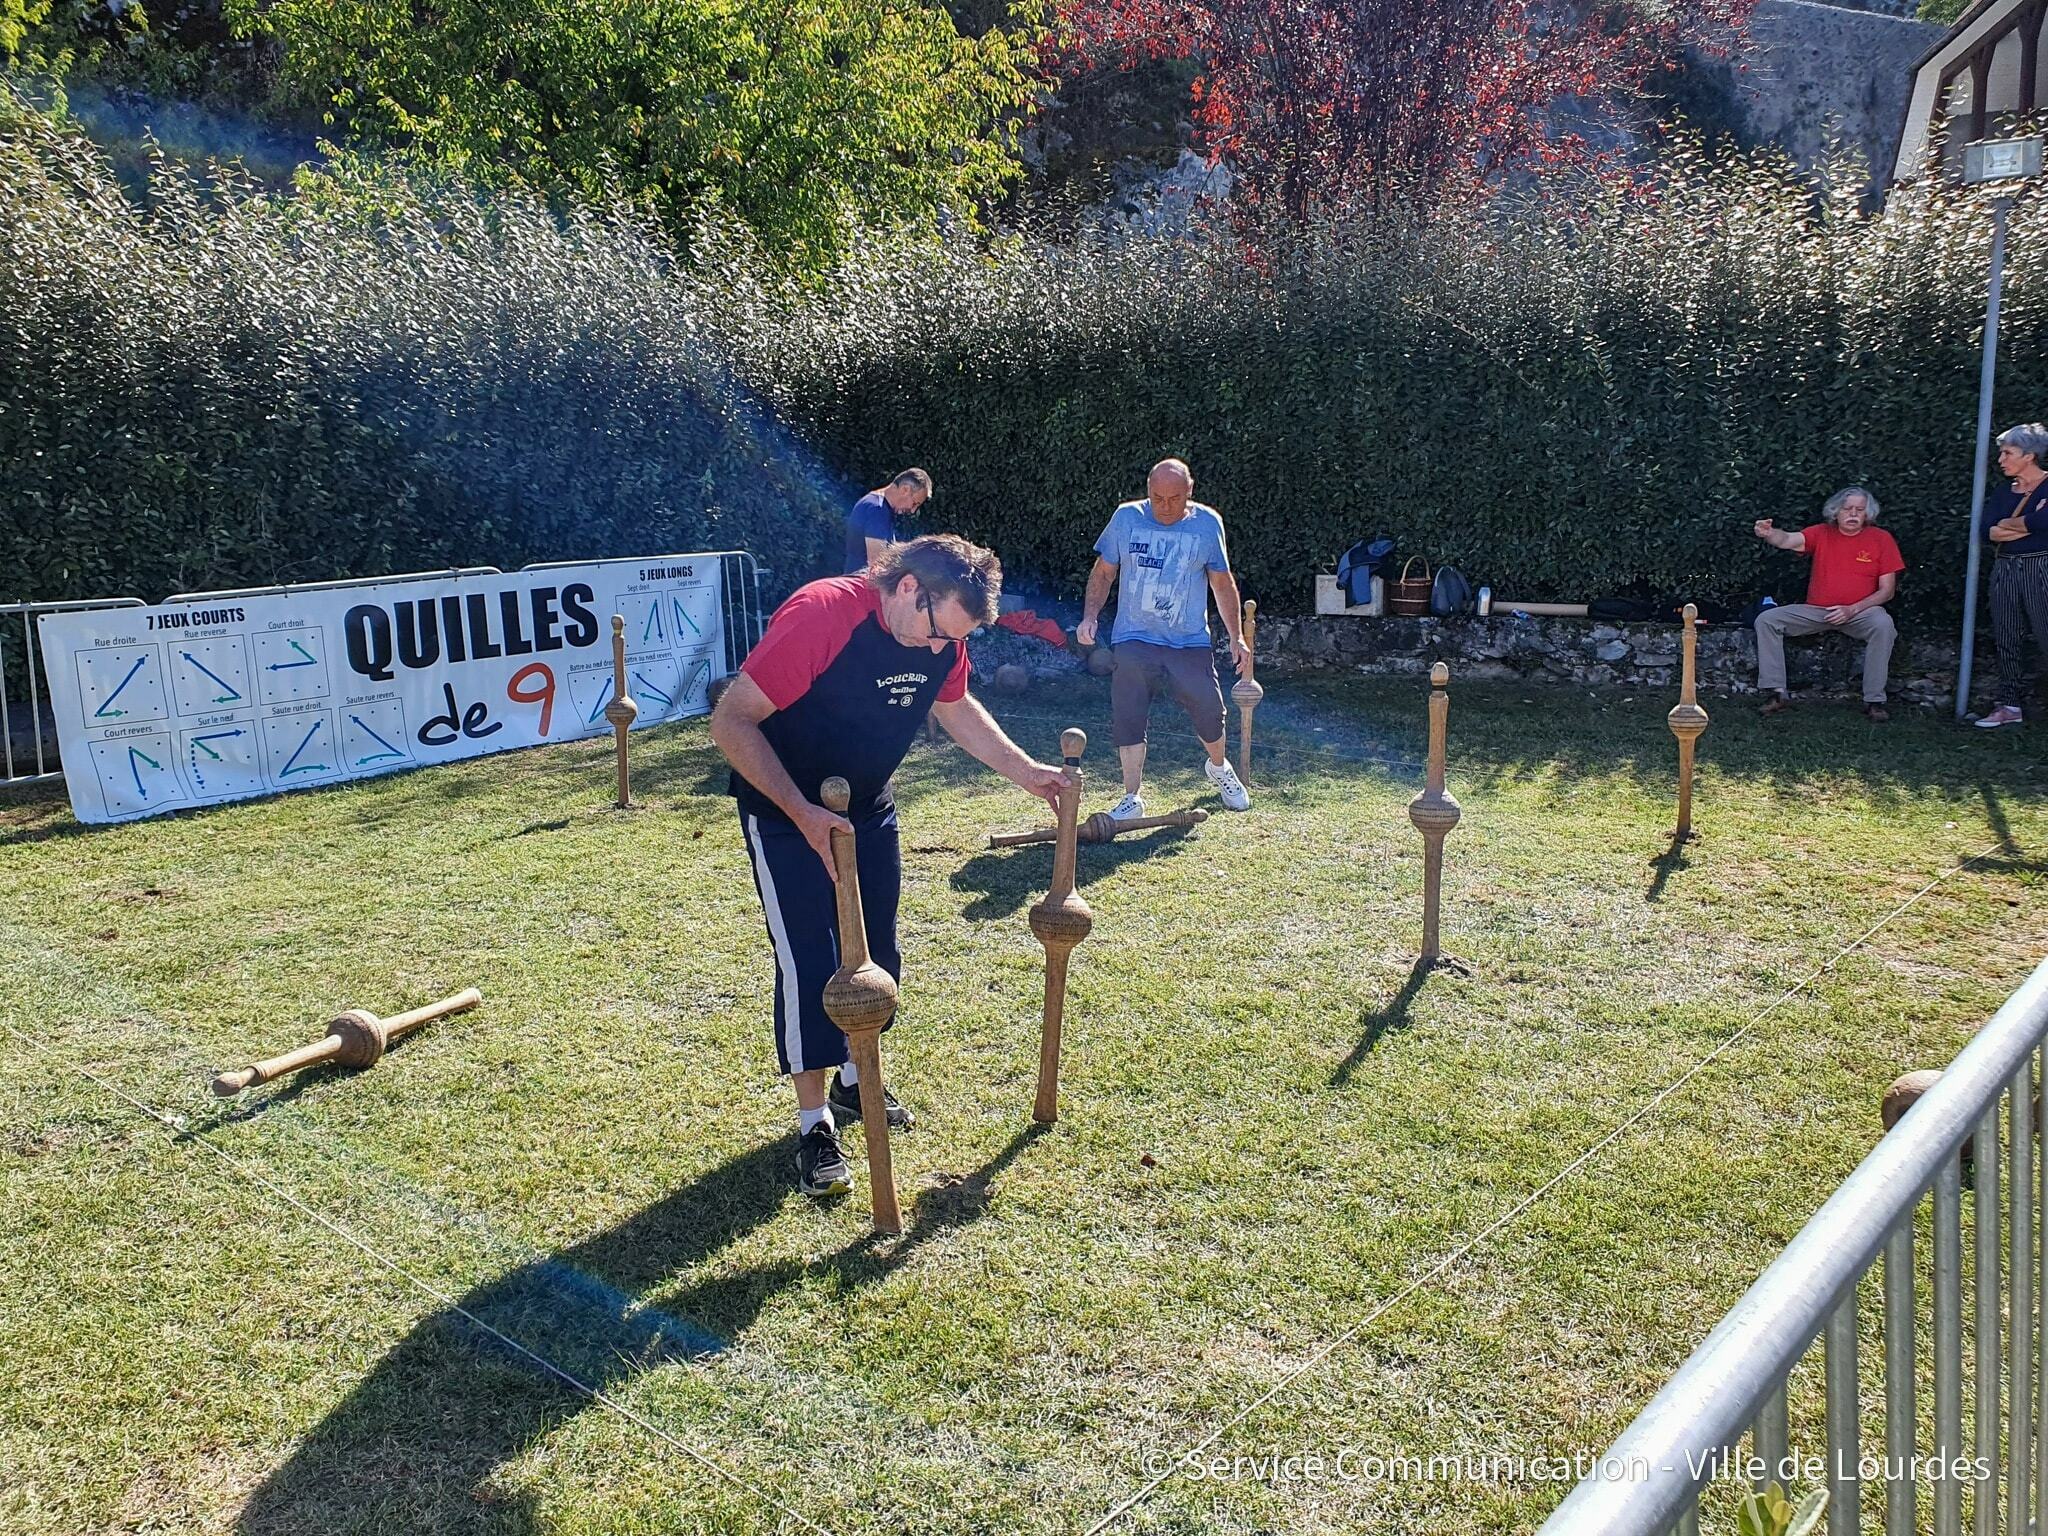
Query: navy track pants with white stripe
xmin=740 ymin=807 xmax=901 ymax=1076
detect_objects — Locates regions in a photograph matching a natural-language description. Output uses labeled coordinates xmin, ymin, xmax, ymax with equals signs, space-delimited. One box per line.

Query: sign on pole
xmin=37 ymin=556 xmax=729 ymax=824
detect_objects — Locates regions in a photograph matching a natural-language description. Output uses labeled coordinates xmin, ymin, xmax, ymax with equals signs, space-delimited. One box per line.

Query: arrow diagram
xmin=267 ymin=639 xmax=319 ymax=672
xmin=181 ymin=652 xmax=243 ymax=704
xmin=633 ymin=672 xmax=674 ymax=709
xmin=585 ymin=676 xmax=615 ymax=724
xmin=349 ymin=714 xmax=405 ymax=766
xmin=280 ymin=720 xmax=330 ymax=777
xmin=128 ymin=746 xmax=161 ymax=798
xmin=187 ymin=728 xmax=245 ymax=790
xmin=642 ymin=605 xmax=665 ymax=645
xmin=673 ymin=598 xmax=701 ymax=637
xmin=94 ymin=656 xmax=148 ymax=719
xmin=683 ymin=659 xmax=712 ymax=704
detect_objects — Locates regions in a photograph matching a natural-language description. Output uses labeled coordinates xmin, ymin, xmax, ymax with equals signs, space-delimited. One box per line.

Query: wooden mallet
xmin=1232 ymin=599 xmax=1264 ymax=783
xmin=211 ymin=987 xmax=482 ymax=1096
xmin=1667 ymin=602 xmax=1709 ymax=842
xmin=817 ymin=776 xmax=903 ymax=1234
xmin=1406 ymin=662 xmax=1462 ymax=966
xmin=1031 ymin=729 xmax=1093 ymax=1124
xmin=604 ymin=614 xmax=639 ymax=809
xmin=988 ymin=807 xmax=1208 ymax=849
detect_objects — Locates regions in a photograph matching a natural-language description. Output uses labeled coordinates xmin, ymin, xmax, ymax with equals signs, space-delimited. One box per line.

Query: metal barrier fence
xmin=2 ymin=553 xmax=769 ymax=791
xmin=0 ymin=598 xmax=145 ymax=785
xmin=1540 ymin=955 xmax=2048 ymax=1536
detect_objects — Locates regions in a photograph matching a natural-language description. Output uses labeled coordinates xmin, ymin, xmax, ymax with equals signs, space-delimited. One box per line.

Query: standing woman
xmin=1976 ymin=422 xmax=2048 ymax=728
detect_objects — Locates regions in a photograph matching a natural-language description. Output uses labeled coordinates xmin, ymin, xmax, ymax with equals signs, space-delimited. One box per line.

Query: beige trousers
xmin=1754 ymin=603 xmax=1896 ymax=703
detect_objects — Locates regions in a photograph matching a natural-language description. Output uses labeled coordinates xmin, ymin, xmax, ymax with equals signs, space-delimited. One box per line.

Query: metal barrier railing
xmin=1 ymin=598 xmax=146 ymax=787
xmin=1540 ymin=955 xmax=2048 ymax=1536
xmin=161 ymin=567 xmax=504 ymax=603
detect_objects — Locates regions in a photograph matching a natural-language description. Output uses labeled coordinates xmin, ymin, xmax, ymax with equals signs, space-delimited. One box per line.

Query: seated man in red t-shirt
xmin=1752 ymin=486 xmax=1906 ymax=722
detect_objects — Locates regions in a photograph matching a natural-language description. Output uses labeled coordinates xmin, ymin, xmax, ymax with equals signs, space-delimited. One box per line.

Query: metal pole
xmin=1958 ymin=197 xmax=2012 ymax=722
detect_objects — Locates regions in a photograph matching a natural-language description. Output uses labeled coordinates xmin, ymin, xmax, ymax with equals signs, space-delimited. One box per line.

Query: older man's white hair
xmin=1821 ymin=486 xmax=1881 ymax=524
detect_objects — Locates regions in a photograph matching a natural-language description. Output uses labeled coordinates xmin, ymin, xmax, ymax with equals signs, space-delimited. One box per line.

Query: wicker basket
xmin=1386 ymin=555 xmax=1433 ymax=616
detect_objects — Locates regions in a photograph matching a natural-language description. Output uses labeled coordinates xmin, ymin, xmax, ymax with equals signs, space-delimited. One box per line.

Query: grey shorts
xmin=1110 ymin=640 xmax=1226 ymax=748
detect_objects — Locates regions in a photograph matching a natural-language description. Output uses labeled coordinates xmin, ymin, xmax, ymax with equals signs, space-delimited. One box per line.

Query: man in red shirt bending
xmin=1752 ymin=486 xmax=1906 ymax=722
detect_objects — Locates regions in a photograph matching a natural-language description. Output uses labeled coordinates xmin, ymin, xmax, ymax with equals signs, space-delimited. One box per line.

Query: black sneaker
xmin=795 ymin=1123 xmax=852 ymax=1198
xmin=827 ymin=1074 xmax=915 ymax=1131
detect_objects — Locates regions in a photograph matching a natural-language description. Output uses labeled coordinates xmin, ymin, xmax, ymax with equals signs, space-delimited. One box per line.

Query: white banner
xmin=38 ymin=555 xmax=731 ymax=824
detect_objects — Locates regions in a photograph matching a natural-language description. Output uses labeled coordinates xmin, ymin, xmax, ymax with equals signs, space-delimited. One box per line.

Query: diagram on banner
xmin=89 ymin=732 xmax=182 ymax=815
xmin=179 ymin=724 xmax=262 ymax=797
xmin=571 ymin=668 xmax=621 ymax=728
xmin=341 ymin=704 xmax=414 ymax=770
xmin=262 ymin=713 xmax=339 ymax=784
xmin=75 ymin=646 xmax=169 ymax=726
xmin=254 ymin=630 xmax=331 ymax=705
xmin=678 ymin=654 xmax=716 ymax=714
xmin=626 ymin=655 xmax=685 ymax=722
xmin=170 ymin=639 xmax=251 ymax=715
xmin=615 ymin=594 xmax=677 ymax=654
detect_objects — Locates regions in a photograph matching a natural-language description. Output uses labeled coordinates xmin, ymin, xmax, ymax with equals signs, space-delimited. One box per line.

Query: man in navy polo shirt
xmin=711 ymin=534 xmax=1066 ymax=1198
xmin=843 ymin=468 xmax=932 ymax=573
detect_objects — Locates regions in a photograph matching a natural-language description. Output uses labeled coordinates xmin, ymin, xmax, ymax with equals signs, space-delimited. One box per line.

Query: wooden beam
xmin=1973 ymin=47 xmax=1991 ymax=141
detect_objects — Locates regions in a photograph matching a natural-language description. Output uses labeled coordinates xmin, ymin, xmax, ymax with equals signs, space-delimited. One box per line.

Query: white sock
xmin=798 ymin=1105 xmax=834 ymax=1136
xmin=839 ymin=1059 xmax=859 ymax=1088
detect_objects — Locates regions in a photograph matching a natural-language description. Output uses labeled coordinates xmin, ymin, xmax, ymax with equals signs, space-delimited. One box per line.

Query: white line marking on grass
xmin=1084 ymin=840 xmax=2013 ymax=1536
xmin=0 ymin=1017 xmax=843 ymax=1536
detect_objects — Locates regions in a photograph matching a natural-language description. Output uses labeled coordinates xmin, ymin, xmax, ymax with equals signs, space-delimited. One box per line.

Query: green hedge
xmin=0 ymin=91 xmax=844 ymax=610
xmin=723 ymin=142 xmax=2048 ymax=625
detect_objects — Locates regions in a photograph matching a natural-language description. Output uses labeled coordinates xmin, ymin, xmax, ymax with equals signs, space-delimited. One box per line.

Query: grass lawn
xmin=2 ymin=666 xmax=2044 ymax=1536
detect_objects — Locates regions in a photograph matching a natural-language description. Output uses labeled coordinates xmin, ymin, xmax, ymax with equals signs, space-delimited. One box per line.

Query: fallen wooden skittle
xmin=211 ymin=987 xmax=483 ymax=1096
xmin=604 ymin=613 xmax=639 ymax=809
xmin=987 ymin=807 xmax=1208 ymax=849
xmin=817 ymin=775 xmax=903 ymax=1234
xmin=1031 ymin=729 xmax=1093 ymax=1124
xmin=1231 ymin=599 xmax=1263 ymax=784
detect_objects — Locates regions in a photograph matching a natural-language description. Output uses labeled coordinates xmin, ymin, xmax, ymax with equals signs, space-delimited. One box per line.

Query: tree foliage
xmin=0 ymin=89 xmax=842 ymax=613
xmin=1048 ymin=0 xmax=1756 ymax=221
xmin=230 ymin=0 xmax=1043 ymax=267
xmin=719 ymin=139 xmax=2048 ymax=626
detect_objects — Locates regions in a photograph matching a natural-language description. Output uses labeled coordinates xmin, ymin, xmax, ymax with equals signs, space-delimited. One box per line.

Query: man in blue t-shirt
xmin=843 ymin=468 xmax=933 ymax=573
xmin=1074 ymin=458 xmax=1252 ymax=818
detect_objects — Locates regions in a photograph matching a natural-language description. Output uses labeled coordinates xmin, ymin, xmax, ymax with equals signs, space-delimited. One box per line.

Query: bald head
xmin=1146 ymin=459 xmax=1194 ymax=523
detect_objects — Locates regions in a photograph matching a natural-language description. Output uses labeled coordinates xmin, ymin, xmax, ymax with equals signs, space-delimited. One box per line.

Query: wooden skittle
xmin=1231 ymin=599 xmax=1264 ymax=784
xmin=817 ymin=776 xmax=903 ymax=1234
xmin=211 ymin=987 xmax=483 ymax=1096
xmin=1031 ymin=729 xmax=1093 ymax=1125
xmin=1406 ymin=663 xmax=1462 ymax=965
xmin=987 ymin=807 xmax=1209 ymax=849
xmin=604 ymin=614 xmax=639 ymax=809
xmin=1667 ymin=602 xmax=1709 ymax=842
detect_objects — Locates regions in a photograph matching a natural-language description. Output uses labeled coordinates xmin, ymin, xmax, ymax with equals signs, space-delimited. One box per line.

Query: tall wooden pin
xmin=1031 ymin=729 xmax=1093 ymax=1125
xmin=1667 ymin=602 xmax=1709 ymax=842
xmin=1407 ymin=662 xmax=1462 ymax=966
xmin=212 ymin=988 xmax=482 ymax=1096
xmin=604 ymin=614 xmax=638 ymax=809
xmin=1232 ymin=599 xmax=1264 ymax=784
xmin=818 ymin=776 xmax=903 ymax=1233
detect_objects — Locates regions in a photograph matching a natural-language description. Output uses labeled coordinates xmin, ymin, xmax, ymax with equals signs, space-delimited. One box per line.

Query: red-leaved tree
xmin=1048 ymin=0 xmax=1755 ymax=222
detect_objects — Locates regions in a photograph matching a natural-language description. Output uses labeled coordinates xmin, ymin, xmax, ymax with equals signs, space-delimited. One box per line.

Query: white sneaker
xmin=1107 ymin=792 xmax=1146 ymax=823
xmin=1976 ymin=705 xmax=2025 ymax=729
xmin=1205 ymin=758 xmax=1251 ymax=811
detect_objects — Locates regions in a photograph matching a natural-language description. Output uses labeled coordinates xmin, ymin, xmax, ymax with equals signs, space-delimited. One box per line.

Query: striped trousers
xmin=1990 ymin=553 xmax=2048 ymax=708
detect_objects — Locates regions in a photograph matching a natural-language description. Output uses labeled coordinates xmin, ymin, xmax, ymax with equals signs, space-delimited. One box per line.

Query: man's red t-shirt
xmin=1800 ymin=524 xmax=1905 ymax=607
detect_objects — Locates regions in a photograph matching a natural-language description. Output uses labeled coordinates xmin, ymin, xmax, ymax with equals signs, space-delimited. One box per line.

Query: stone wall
xmin=1251 ymin=611 xmax=1965 ymax=707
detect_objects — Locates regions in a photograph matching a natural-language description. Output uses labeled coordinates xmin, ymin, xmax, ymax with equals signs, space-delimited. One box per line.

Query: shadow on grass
xmin=1645 ymin=833 xmax=1695 ymax=903
xmin=1330 ymin=961 xmax=1438 ymax=1085
xmin=948 ymin=821 xmax=1204 ymax=920
xmin=235 ymin=1125 xmax=1046 ymax=1535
